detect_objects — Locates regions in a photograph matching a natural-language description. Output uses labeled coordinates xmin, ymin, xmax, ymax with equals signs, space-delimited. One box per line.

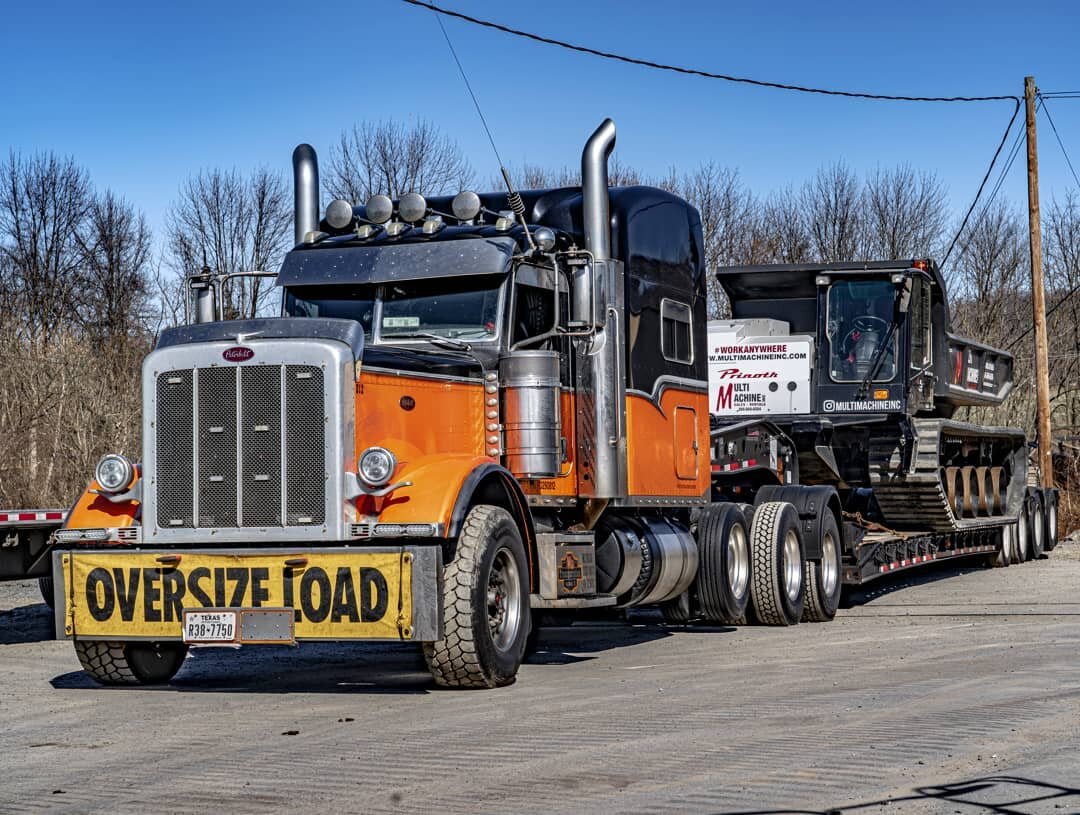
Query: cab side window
xmin=661 ymin=299 xmax=693 ymax=364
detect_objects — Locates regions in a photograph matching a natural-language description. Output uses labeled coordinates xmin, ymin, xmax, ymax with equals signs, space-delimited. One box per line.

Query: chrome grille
xmin=155 ymin=363 xmax=326 ymax=530
xmin=286 ymin=366 xmax=325 ymax=524
xmin=156 ymin=370 xmax=194 ymax=528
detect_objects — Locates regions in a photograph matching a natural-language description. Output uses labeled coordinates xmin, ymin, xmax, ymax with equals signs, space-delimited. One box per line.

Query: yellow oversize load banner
xmin=66 ymin=551 xmax=412 ymax=640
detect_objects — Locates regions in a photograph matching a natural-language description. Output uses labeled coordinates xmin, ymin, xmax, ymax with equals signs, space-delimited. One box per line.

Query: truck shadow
xmin=713 ymin=773 xmax=1080 ymax=814
xmin=0 ymin=601 xmax=55 ymax=644
xmin=841 ymin=556 xmax=993 ymax=608
xmin=51 ymin=641 xmax=433 ymax=694
xmin=527 ymin=613 xmax=734 ymax=665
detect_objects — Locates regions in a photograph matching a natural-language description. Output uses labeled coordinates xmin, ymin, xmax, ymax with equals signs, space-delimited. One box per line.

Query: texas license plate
xmin=183 ymin=610 xmax=238 ymax=644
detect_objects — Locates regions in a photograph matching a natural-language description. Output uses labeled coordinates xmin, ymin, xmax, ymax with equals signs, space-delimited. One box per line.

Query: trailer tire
xmin=748 ymin=501 xmax=804 ymax=626
xmin=660 ymin=591 xmax=694 ymax=624
xmin=693 ymin=503 xmax=750 ymax=624
xmin=802 ymin=510 xmax=841 ymax=622
xmin=1016 ymin=501 xmax=1031 ymax=563
xmin=423 ymin=505 xmax=530 ymax=689
xmin=989 ymin=524 xmax=1013 ymax=568
xmin=74 ymin=640 xmax=188 ymax=686
xmin=38 ymin=576 xmax=55 ymax=609
xmin=1029 ymin=492 xmax=1046 ymax=560
xmin=1044 ymin=490 xmax=1059 ymax=551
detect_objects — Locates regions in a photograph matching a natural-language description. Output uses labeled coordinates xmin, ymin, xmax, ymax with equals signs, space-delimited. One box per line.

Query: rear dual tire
xmin=691 ymin=503 xmax=751 ymax=624
xmin=802 ymin=510 xmax=842 ymax=622
xmin=748 ymin=502 xmax=805 ymax=626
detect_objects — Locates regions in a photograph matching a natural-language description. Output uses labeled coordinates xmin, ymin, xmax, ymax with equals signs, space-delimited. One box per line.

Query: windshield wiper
xmin=385 ymin=332 xmax=472 ymax=352
xmin=857 ymin=294 xmax=901 ymax=398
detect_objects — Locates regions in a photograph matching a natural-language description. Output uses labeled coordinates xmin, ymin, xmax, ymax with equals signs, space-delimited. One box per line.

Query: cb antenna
xmin=432 ymin=10 xmax=537 ymax=250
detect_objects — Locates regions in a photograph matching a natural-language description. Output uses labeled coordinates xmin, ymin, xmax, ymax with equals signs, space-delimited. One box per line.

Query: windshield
xmin=283 ymin=275 xmax=504 ymax=343
xmin=379 ymin=276 xmax=502 ymax=341
xmin=826 ymin=279 xmax=897 ymax=383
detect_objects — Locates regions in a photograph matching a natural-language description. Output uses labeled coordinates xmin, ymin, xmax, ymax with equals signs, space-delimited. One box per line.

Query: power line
xmin=940 ymin=99 xmax=1023 ymax=269
xmin=1040 ymin=97 xmax=1080 ymax=191
xmin=1007 ymin=280 xmax=1080 ymax=350
xmin=401 ymin=0 xmax=1019 ymax=105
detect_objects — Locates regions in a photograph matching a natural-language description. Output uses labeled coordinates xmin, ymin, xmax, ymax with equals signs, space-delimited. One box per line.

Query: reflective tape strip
xmin=0 ymin=510 xmax=66 ymax=524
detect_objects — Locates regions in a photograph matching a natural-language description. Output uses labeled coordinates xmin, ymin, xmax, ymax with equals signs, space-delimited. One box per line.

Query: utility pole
xmin=1025 ymin=75 xmax=1054 ymax=488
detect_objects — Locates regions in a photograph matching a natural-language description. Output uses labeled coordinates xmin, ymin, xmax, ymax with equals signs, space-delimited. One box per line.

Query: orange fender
xmin=63 ymin=469 xmax=141 ymax=531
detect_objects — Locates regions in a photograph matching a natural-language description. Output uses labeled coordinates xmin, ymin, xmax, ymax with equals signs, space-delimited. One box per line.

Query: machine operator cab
xmin=825 ymin=279 xmax=899 ymax=384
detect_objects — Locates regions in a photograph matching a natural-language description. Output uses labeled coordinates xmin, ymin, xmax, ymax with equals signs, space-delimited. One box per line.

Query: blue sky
xmin=2 ymin=0 xmax=1079 ymax=245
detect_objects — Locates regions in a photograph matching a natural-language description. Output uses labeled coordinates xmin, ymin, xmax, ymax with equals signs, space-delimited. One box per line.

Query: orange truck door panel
xmin=674 ymin=406 xmax=698 ymax=480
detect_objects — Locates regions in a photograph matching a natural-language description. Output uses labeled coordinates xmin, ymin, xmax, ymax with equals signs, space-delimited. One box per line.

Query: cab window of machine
xmin=909 ymin=277 xmax=932 ymax=369
xmin=378 ymin=275 xmax=503 ymax=341
xmin=661 ymin=299 xmax=693 ymax=364
xmin=825 ymin=280 xmax=897 ymax=382
xmin=284 ymin=286 xmax=376 ymax=337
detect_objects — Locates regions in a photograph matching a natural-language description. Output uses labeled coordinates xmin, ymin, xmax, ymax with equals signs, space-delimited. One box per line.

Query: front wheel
xmin=74 ymin=641 xmax=188 ymax=686
xmin=423 ymin=505 xmax=531 ymax=689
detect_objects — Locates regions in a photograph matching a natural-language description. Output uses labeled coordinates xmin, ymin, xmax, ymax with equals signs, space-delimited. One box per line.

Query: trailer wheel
xmin=802 ymin=510 xmax=841 ymax=622
xmin=1016 ymin=500 xmax=1031 ymax=563
xmin=1044 ymin=490 xmax=1059 ymax=551
xmin=74 ymin=640 xmax=188 ymax=686
xmin=1029 ymin=492 xmax=1046 ymax=560
xmin=748 ymin=501 xmax=804 ymax=626
xmin=422 ymin=505 xmax=530 ymax=689
xmin=660 ymin=591 xmax=694 ymax=624
xmin=693 ymin=503 xmax=750 ymax=624
xmin=989 ymin=524 xmax=1013 ymax=568
xmin=38 ymin=576 xmax=55 ymax=609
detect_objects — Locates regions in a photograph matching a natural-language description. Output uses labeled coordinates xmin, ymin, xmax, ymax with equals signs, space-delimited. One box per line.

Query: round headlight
xmin=358 ymin=447 xmax=396 ymax=486
xmin=95 ymin=454 xmax=134 ymax=494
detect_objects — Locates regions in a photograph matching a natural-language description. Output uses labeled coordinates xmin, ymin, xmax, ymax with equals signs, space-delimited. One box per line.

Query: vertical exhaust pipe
xmin=576 ymin=119 xmax=616 ymax=324
xmin=292 ymin=144 xmax=320 ymax=245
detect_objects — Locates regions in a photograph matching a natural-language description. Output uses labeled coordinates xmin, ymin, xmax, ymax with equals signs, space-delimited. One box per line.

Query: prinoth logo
xmin=712 ymin=368 xmax=778 ymax=380
xmin=823 ymin=398 xmax=902 ymax=412
xmin=223 ymin=346 xmax=255 ymax=362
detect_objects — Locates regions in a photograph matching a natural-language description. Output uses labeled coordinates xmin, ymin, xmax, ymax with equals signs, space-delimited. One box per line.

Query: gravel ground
xmin=1 ymin=540 xmax=1079 ymax=814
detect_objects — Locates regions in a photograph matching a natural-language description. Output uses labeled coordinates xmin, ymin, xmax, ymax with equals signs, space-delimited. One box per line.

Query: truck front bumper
xmin=52 ymin=546 xmax=442 ymax=643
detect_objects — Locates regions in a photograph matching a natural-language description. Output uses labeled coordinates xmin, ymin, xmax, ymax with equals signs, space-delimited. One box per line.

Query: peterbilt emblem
xmin=223 ymin=346 xmax=255 ymax=362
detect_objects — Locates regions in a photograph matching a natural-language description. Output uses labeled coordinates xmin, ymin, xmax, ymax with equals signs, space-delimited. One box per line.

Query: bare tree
xmin=802 ymin=162 xmax=865 ymax=262
xmin=76 ymin=190 xmax=153 ymax=339
xmin=327 ymin=119 xmax=473 ymax=202
xmin=751 ymin=187 xmax=810 ymax=264
xmin=165 ymin=167 xmax=291 ymax=320
xmin=864 ymin=164 xmax=948 ymax=259
xmin=0 ymin=151 xmax=91 ymax=341
xmin=1045 ymin=191 xmax=1080 ymax=432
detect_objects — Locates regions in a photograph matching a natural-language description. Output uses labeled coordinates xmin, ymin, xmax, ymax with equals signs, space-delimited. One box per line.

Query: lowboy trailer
xmin=47 ymin=120 xmax=1057 ymax=688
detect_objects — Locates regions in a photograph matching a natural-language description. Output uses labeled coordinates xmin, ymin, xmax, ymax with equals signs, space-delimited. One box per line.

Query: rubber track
xmin=869 ymin=418 xmax=1024 ymax=533
xmin=422 ymin=506 xmax=511 ymax=689
xmin=74 ymin=641 xmax=141 ymax=686
xmin=748 ymin=502 xmax=796 ymax=626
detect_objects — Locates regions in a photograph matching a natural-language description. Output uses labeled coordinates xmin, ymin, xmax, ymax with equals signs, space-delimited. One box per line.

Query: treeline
xmin=2 ymin=119 xmax=1079 ymax=508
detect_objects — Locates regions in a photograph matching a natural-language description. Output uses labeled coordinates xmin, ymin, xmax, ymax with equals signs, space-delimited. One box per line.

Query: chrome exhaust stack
xmin=292 ymin=144 xmax=320 ymax=245
xmin=576 ymin=118 xmax=616 ymax=324
xmin=574 ymin=119 xmax=627 ymax=499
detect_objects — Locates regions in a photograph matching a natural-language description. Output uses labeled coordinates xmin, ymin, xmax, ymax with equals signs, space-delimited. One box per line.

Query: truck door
xmin=673 ymin=406 xmax=699 ymax=480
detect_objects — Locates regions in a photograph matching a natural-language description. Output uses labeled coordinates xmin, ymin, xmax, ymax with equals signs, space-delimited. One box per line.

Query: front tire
xmin=748 ymin=502 xmax=805 ymax=626
xmin=803 ymin=510 xmax=842 ymax=622
xmin=423 ymin=505 xmax=530 ymax=689
xmin=38 ymin=576 xmax=55 ymax=609
xmin=74 ymin=640 xmax=188 ymax=686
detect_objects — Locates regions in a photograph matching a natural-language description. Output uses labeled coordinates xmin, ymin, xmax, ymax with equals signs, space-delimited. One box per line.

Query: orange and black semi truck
xmin=49 ymin=119 xmax=1057 ymax=688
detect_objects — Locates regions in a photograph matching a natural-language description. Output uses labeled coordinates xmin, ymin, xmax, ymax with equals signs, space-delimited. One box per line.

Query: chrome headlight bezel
xmin=358 ymin=446 xmax=396 ymax=487
xmin=95 ymin=453 xmax=134 ymax=494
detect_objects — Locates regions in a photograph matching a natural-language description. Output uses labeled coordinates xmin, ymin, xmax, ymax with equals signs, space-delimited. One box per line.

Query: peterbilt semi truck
xmin=47 ymin=119 xmax=1058 ymax=688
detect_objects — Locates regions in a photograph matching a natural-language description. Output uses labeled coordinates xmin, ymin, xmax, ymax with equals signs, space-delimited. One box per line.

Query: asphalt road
xmin=2 ymin=541 xmax=1079 ymax=814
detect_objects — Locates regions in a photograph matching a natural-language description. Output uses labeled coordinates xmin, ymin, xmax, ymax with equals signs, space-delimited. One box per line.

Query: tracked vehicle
xmin=45 ymin=120 xmax=1058 ymax=690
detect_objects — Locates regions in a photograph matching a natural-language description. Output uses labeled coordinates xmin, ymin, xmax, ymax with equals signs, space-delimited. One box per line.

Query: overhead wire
xmin=401 ymin=0 xmax=1019 ymax=105
xmin=1040 ymin=97 xmax=1080 ymax=191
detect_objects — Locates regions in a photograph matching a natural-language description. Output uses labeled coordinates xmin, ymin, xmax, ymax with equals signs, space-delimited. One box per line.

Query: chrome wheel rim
xmin=782 ymin=529 xmax=802 ymax=603
xmin=487 ymin=547 xmax=522 ymax=652
xmin=821 ymin=530 xmax=839 ymax=597
xmin=1033 ymin=506 xmax=1044 ymax=553
xmin=727 ymin=524 xmax=750 ymax=600
xmin=1017 ymin=513 xmax=1028 ymax=560
xmin=1049 ymin=503 xmax=1058 ymax=544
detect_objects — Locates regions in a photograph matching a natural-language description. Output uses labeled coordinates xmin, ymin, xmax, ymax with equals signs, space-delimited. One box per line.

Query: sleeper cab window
xmin=661 ymin=299 xmax=693 ymax=364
